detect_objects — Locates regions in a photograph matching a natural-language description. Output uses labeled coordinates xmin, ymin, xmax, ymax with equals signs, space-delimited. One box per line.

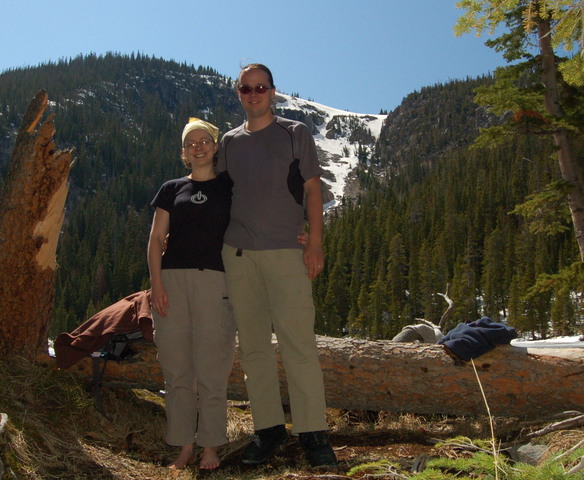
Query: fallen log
xmin=38 ymin=335 xmax=583 ymax=418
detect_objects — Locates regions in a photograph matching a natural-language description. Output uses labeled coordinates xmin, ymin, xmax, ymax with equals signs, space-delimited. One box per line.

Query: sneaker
xmin=299 ymin=430 xmax=338 ymax=467
xmin=241 ymin=424 xmax=288 ymax=464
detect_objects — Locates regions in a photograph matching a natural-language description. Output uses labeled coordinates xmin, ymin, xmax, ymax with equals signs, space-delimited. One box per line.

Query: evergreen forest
xmin=0 ymin=53 xmax=582 ymax=341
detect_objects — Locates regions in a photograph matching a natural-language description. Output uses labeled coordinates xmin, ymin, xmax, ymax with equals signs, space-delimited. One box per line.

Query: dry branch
xmin=554 ymin=439 xmax=584 ymax=462
xmin=437 ymin=284 xmax=454 ymax=329
xmin=567 ymin=455 xmax=584 ymax=475
xmin=525 ymin=414 xmax=584 ymax=440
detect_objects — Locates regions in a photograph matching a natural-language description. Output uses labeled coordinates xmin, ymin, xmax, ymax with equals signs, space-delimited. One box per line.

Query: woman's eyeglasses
xmin=238 ymin=85 xmax=271 ymax=95
xmin=184 ymin=139 xmax=214 ymax=149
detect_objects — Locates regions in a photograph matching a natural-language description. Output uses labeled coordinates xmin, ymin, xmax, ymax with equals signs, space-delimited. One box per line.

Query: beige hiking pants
xmin=222 ymin=244 xmax=328 ymax=434
xmin=152 ymin=268 xmax=236 ymax=447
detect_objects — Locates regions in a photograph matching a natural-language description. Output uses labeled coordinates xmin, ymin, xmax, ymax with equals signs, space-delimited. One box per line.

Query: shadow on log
xmin=37 ymin=334 xmax=583 ymax=418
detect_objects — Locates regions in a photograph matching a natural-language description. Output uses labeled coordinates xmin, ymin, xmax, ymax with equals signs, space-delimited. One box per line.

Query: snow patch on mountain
xmin=274 ymin=93 xmax=386 ymax=209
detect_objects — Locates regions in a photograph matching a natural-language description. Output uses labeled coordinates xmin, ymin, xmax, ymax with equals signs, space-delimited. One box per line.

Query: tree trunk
xmin=537 ymin=18 xmax=584 ymax=263
xmin=39 ymin=335 xmax=584 ymax=418
xmin=0 ymin=90 xmax=74 ymax=358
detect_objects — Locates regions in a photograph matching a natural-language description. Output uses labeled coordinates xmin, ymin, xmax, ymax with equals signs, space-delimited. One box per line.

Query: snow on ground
xmin=275 ymin=93 xmax=386 ymax=209
xmin=511 ymin=335 xmax=583 ymax=347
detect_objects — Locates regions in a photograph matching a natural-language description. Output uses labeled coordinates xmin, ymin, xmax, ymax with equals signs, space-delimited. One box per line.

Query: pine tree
xmin=550 ymin=286 xmax=576 ymax=336
xmin=456 ymin=0 xmax=584 ymax=262
xmin=368 ymin=248 xmax=389 ymax=338
xmin=386 ymin=233 xmax=409 ymax=334
xmin=481 ymin=225 xmax=510 ymax=320
xmin=449 ymin=254 xmax=479 ymax=326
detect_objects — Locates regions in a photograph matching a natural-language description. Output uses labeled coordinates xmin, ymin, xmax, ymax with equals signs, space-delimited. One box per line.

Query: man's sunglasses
xmin=238 ymin=85 xmax=271 ymax=95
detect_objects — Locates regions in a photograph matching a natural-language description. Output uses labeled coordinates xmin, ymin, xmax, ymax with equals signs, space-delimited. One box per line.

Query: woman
xmin=147 ymin=118 xmax=235 ymax=470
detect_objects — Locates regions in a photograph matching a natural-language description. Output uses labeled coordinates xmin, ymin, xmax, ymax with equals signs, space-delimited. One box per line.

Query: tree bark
xmin=537 ymin=17 xmax=584 ymax=263
xmin=0 ymin=90 xmax=74 ymax=358
xmin=39 ymin=335 xmax=584 ymax=418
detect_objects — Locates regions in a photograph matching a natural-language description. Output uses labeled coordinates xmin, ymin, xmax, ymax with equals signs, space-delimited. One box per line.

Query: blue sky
xmin=1 ymin=0 xmax=506 ymax=114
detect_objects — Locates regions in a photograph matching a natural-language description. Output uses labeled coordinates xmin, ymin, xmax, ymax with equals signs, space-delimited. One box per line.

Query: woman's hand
xmin=150 ymin=280 xmax=169 ymax=317
xmin=297 ymin=230 xmax=309 ymax=246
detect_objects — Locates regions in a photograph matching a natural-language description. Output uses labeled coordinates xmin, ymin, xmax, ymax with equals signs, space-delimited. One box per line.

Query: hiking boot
xmin=241 ymin=424 xmax=288 ymax=464
xmin=299 ymin=430 xmax=338 ymax=467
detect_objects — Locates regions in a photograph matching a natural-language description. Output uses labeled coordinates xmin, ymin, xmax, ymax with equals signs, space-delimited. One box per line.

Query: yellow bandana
xmin=181 ymin=117 xmax=219 ymax=145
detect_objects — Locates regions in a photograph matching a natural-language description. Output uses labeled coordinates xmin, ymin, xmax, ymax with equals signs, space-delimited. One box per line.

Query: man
xmin=217 ymin=64 xmax=337 ymax=468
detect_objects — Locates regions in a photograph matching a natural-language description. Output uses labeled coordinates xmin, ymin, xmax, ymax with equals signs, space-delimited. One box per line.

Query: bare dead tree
xmin=0 ymin=90 xmax=74 ymax=358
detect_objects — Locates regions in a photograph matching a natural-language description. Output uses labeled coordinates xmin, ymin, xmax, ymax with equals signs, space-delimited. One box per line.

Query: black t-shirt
xmin=151 ymin=171 xmax=232 ymax=271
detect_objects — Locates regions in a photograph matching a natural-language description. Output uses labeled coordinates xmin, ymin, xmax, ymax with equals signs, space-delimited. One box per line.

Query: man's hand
xmin=303 ymin=242 xmax=324 ymax=280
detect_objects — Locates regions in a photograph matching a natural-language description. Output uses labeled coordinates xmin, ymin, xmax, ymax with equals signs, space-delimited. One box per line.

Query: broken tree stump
xmin=0 ymin=90 xmax=74 ymax=357
xmin=38 ymin=334 xmax=584 ymax=418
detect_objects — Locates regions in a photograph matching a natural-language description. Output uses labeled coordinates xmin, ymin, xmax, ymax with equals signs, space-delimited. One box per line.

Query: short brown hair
xmin=236 ymin=63 xmax=275 ymax=90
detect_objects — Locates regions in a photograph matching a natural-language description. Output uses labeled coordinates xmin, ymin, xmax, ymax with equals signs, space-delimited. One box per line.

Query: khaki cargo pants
xmin=222 ymin=244 xmax=328 ymax=434
xmin=152 ymin=268 xmax=236 ymax=447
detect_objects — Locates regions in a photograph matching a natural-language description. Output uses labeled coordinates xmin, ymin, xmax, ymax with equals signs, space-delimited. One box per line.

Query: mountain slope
xmin=0 ymin=54 xmax=388 ymax=210
xmin=4 ymin=53 xmax=574 ymax=343
xmin=274 ymin=93 xmax=386 ymax=206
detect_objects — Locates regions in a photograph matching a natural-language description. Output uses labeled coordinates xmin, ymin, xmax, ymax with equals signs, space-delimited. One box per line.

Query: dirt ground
xmin=164 ymin=403 xmax=524 ymax=479
xmin=2 ymin=359 xmax=581 ymax=480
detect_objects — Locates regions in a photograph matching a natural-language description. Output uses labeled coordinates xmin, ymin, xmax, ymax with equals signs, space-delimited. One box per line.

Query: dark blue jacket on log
xmin=437 ymin=316 xmax=518 ymax=361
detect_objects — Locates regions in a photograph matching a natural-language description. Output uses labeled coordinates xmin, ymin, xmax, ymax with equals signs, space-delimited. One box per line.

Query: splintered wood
xmin=0 ymin=90 xmax=74 ymax=357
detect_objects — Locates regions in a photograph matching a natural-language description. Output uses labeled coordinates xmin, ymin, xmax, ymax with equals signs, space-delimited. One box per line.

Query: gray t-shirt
xmin=217 ymin=116 xmax=322 ymax=250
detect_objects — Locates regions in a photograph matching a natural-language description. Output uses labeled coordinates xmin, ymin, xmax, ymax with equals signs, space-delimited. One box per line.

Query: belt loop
xmin=236 ymin=248 xmax=243 ymax=257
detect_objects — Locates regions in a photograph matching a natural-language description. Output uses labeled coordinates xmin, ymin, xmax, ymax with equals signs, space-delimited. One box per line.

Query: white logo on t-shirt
xmin=191 ymin=191 xmax=208 ymax=204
